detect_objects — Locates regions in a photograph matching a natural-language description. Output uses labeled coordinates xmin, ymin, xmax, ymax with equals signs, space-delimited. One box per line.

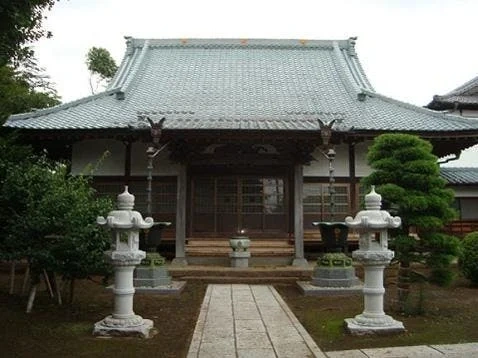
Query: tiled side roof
xmin=427 ymin=75 xmax=478 ymax=110
xmin=440 ymin=167 xmax=478 ymax=184
xmin=5 ymin=38 xmax=478 ymax=135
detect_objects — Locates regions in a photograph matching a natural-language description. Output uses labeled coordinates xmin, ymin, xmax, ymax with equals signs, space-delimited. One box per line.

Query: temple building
xmin=6 ymin=37 xmax=478 ymax=265
xmin=428 ymin=77 xmax=478 ymax=235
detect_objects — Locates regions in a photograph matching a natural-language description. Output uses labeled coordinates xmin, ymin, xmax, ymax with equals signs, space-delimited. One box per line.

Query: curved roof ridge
xmin=348 ymin=52 xmax=374 ymax=91
xmin=362 ymin=88 xmax=478 ymax=125
xmin=118 ymin=39 xmax=150 ymax=95
xmin=108 ymin=37 xmax=137 ymax=90
xmin=443 ymin=75 xmax=478 ymax=97
xmin=7 ymin=88 xmax=121 ymax=121
xmin=331 ymin=40 xmax=364 ymax=100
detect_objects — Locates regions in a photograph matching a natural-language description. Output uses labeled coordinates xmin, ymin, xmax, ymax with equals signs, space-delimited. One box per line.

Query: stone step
xmin=168 ymin=265 xmax=313 ymax=282
xmin=175 ymin=276 xmax=303 ymax=283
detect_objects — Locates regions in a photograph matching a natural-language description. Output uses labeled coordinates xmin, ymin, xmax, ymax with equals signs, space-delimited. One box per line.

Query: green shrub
xmin=425 ymin=233 xmax=461 ymax=287
xmin=459 ymin=232 xmax=478 ymax=285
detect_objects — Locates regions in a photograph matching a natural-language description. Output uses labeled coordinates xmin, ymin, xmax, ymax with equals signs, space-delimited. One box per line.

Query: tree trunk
xmin=21 ymin=265 xmax=30 ymax=295
xmin=68 ymin=278 xmax=75 ymax=305
xmin=26 ymin=284 xmax=38 ymax=313
xmin=53 ymin=274 xmax=62 ymax=305
xmin=43 ymin=270 xmax=54 ymax=299
xmin=397 ymin=261 xmax=411 ymax=312
xmin=9 ymin=261 xmax=15 ymax=295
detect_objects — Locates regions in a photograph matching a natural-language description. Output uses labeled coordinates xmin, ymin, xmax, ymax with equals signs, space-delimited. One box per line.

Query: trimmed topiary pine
xmin=362 ymin=133 xmax=459 ymax=311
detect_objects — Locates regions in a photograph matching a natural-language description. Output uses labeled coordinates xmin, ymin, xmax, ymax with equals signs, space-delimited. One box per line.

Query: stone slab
xmin=237 ymin=348 xmax=276 ymax=358
xmin=297 ymin=281 xmax=363 ymax=296
xmin=325 ymin=350 xmax=369 ymax=358
xmin=133 ymin=280 xmax=186 ymax=295
xmin=361 ymin=345 xmax=442 ymax=357
xmin=431 ymin=342 xmax=478 ymax=356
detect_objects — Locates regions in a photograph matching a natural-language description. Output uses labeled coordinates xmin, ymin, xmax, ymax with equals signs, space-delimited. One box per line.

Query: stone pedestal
xmin=93 ymin=251 xmax=155 ymax=338
xmin=311 ymin=266 xmax=361 ymax=287
xmin=229 ymin=250 xmax=251 ymax=268
xmin=311 ymin=253 xmax=360 ymax=288
xmin=345 ymin=250 xmax=404 ymax=334
xmin=135 ymin=265 xmax=172 ymax=287
xmin=298 ymin=252 xmax=362 ymax=296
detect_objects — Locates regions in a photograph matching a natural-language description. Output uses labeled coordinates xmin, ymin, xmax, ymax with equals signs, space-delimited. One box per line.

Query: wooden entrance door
xmin=191 ymin=175 xmax=288 ymax=237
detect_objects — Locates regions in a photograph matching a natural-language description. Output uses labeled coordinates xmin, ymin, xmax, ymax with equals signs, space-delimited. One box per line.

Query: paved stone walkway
xmin=187 ymin=284 xmax=325 ymax=357
xmin=187 ymin=284 xmax=478 ymax=358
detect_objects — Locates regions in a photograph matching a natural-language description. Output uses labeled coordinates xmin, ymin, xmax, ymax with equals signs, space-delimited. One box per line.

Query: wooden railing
xmin=442 ymin=220 xmax=478 ymax=238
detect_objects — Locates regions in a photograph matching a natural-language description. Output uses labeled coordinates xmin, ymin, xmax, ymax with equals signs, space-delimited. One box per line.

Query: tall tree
xmin=0 ymin=0 xmax=60 ymax=124
xmin=362 ymin=134 xmax=460 ymax=310
xmin=85 ymin=47 xmax=118 ymax=94
xmin=0 ymin=64 xmax=60 ymax=124
xmin=0 ymin=0 xmax=57 ymax=66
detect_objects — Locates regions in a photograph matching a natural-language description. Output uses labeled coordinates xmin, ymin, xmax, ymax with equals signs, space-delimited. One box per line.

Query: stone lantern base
xmin=93 ymin=316 xmax=155 ymax=338
xmin=345 ymin=315 xmax=405 ymax=335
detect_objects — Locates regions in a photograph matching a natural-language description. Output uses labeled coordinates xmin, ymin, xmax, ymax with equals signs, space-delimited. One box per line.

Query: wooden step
xmin=186 ymin=238 xmax=294 ymax=257
xmin=186 ymin=239 xmax=292 ymax=247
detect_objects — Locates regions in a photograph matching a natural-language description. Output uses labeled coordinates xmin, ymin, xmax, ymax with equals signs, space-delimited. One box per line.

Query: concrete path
xmin=187 ymin=284 xmax=478 ymax=358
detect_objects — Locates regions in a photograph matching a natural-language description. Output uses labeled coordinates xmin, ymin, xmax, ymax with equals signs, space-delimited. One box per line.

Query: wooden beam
xmin=124 ymin=141 xmax=132 ymax=186
xmin=348 ymin=142 xmax=357 ymax=213
xmin=293 ymin=163 xmax=308 ymax=267
xmin=172 ymin=163 xmax=188 ymax=265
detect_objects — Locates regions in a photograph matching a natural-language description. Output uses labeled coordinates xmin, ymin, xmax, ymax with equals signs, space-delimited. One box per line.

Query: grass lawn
xmin=1 ymin=265 xmax=478 ymax=357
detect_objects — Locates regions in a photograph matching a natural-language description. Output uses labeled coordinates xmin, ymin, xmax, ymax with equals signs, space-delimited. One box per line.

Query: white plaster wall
xmin=451 ymin=109 xmax=478 ymax=118
xmin=303 ymin=144 xmax=349 ymax=177
xmin=130 ymin=142 xmax=180 ymax=176
xmin=451 ymin=186 xmax=478 ymax=198
xmin=354 ymin=141 xmax=373 ymax=178
xmin=71 ymin=139 xmax=125 ymax=175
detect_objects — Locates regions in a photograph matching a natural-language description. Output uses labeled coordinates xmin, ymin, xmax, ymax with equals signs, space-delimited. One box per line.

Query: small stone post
xmin=344 ymin=186 xmax=405 ymax=334
xmin=93 ymin=186 xmax=155 ymax=338
xmin=229 ymin=235 xmax=251 ymax=268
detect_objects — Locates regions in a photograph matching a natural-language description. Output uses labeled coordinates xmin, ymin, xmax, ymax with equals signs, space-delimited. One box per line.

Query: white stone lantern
xmin=344 ymin=186 xmax=405 ymax=334
xmin=93 ymin=186 xmax=155 ymax=338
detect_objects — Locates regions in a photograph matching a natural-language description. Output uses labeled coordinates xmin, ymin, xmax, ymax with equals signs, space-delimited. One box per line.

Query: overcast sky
xmin=33 ymin=0 xmax=477 ymax=166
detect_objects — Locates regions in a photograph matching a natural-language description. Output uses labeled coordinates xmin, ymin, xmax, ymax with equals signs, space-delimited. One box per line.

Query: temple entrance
xmin=191 ymin=175 xmax=289 ymax=237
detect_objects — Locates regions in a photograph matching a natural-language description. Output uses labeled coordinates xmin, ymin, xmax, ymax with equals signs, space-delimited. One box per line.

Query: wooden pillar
xmin=124 ymin=141 xmax=132 ymax=186
xmin=172 ymin=163 xmax=188 ymax=265
xmin=348 ymin=142 xmax=357 ymax=213
xmin=293 ymin=163 xmax=308 ymax=267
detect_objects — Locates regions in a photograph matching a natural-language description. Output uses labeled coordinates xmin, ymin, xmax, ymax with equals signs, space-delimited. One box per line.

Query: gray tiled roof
xmin=428 ymin=75 xmax=478 ymax=110
xmin=440 ymin=167 xmax=478 ymax=184
xmin=6 ymin=38 xmax=478 ymax=134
